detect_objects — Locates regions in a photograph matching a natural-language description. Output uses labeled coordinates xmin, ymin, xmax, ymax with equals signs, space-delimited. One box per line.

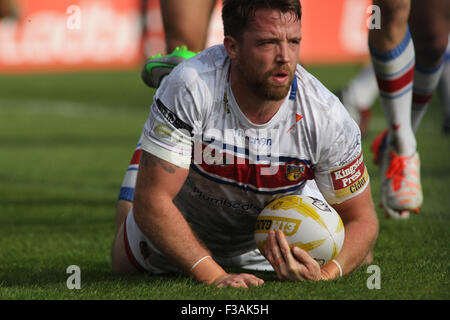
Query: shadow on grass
xmin=0 ymin=264 xmax=280 ymax=290
xmin=0 ymin=198 xmax=115 ymax=209
xmin=0 ymin=264 xmax=169 ymax=289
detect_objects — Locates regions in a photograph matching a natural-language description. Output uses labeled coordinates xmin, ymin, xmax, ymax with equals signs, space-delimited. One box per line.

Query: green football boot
xmin=141 ymin=45 xmax=198 ymax=88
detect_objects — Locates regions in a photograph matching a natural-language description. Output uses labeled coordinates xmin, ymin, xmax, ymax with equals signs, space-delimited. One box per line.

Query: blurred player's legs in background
xmin=369 ymin=0 xmax=449 ymax=219
xmin=0 ymin=0 xmax=15 ymax=18
xmin=141 ymin=45 xmax=198 ymax=88
xmin=336 ymin=63 xmax=378 ymax=136
xmin=140 ymin=0 xmax=216 ymax=88
xmin=439 ymin=36 xmax=450 ymax=134
xmin=409 ymin=0 xmax=449 ymax=133
xmin=159 ymin=0 xmax=217 ymax=53
xmin=339 ymin=35 xmax=450 ymax=137
xmin=369 ymin=0 xmax=415 ymax=157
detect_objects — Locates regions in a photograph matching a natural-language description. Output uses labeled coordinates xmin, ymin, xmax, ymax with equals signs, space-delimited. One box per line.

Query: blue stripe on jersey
xmin=289 ymin=76 xmax=297 ymax=100
xmin=278 ymin=156 xmax=312 ymax=165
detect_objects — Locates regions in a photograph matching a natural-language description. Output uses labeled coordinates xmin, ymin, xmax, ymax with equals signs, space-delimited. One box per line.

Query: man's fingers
xmin=291 ymin=246 xmax=311 ymax=264
xmin=292 ymin=246 xmax=321 ymax=280
xmin=216 ymin=274 xmax=264 ymax=288
xmin=273 ymin=230 xmax=299 ymax=280
xmin=265 ymin=230 xmax=321 ymax=281
xmin=243 ymin=274 xmax=264 ymax=287
xmin=239 ymin=273 xmax=264 ymax=286
xmin=230 ymin=279 xmax=248 ymax=288
xmin=275 ymin=230 xmax=297 ymax=265
xmin=265 ymin=230 xmax=286 ymax=278
xmin=217 ymin=277 xmax=248 ymax=288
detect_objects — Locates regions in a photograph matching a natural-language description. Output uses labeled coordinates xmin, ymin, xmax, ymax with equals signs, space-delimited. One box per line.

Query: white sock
xmin=411 ymin=62 xmax=445 ymax=132
xmin=370 ymin=27 xmax=416 ymax=156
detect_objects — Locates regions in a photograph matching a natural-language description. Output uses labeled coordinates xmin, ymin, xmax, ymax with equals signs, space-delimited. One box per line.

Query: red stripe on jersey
xmin=196 ymin=149 xmax=314 ymax=190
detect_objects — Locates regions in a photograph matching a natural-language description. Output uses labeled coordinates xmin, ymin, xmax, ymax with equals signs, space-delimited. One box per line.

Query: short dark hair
xmin=222 ymin=0 xmax=302 ymax=40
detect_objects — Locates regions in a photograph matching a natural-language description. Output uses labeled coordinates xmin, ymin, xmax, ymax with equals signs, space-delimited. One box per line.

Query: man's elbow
xmin=132 ymin=189 xmax=155 ymax=226
xmin=133 ymin=189 xmax=171 ymax=226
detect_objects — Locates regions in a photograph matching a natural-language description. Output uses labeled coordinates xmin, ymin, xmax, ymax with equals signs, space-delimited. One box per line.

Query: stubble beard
xmin=239 ymin=63 xmax=294 ymax=101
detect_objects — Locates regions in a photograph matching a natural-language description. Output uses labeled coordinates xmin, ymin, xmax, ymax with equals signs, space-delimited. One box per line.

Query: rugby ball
xmin=254 ymin=195 xmax=345 ymax=266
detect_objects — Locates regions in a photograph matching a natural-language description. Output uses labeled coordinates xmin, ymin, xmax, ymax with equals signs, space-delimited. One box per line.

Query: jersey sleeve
xmin=141 ymin=72 xmax=204 ymax=169
xmin=313 ymin=101 xmax=370 ymax=205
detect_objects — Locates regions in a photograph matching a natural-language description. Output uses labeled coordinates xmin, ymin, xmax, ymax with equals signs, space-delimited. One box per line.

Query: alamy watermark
xmin=367 ymin=5 xmax=381 ymax=30
xmin=66 ymin=5 xmax=81 ymax=30
xmin=66 ymin=265 xmax=81 ymax=289
xmin=64 ymin=4 xmax=381 ymax=33
xmin=366 ymin=265 xmax=381 ymax=289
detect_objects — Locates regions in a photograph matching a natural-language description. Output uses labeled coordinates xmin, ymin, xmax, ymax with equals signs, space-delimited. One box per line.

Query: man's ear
xmin=223 ymin=36 xmax=239 ymax=60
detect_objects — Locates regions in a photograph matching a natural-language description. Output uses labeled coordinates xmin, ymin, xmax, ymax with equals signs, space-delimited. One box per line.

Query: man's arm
xmin=133 ymin=150 xmax=264 ymax=287
xmin=264 ymin=184 xmax=379 ymax=281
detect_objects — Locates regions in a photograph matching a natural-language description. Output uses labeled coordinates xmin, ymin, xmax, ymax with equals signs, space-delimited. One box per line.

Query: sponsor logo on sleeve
xmin=155 ymin=98 xmax=193 ymax=134
xmin=149 ymin=122 xmax=192 ymax=148
xmin=330 ymin=153 xmax=368 ymax=199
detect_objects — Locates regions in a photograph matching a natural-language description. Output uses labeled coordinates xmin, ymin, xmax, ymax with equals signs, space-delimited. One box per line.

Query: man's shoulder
xmin=170 ymin=45 xmax=228 ymax=87
xmin=154 ymin=46 xmax=228 ymax=120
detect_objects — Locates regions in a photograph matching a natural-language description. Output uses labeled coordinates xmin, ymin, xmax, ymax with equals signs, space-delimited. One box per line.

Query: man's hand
xmin=213 ymin=273 xmax=264 ymax=288
xmin=264 ymin=230 xmax=322 ymax=281
xmin=189 ymin=255 xmax=264 ymax=288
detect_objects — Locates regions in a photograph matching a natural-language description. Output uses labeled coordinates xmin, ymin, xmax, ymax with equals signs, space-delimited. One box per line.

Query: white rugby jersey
xmin=141 ymin=45 xmax=369 ymax=257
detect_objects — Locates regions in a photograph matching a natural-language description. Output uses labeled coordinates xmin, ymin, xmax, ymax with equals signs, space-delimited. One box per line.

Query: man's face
xmin=234 ymin=9 xmax=301 ymax=101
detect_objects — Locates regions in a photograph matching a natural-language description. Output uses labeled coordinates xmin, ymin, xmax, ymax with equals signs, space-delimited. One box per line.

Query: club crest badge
xmin=286 ymin=163 xmax=305 ymax=182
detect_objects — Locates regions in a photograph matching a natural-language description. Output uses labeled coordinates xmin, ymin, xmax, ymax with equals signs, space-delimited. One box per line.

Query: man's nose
xmin=276 ymin=42 xmax=291 ymax=63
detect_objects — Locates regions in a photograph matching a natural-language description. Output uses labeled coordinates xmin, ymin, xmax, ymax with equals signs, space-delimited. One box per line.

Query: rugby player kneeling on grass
xmin=111 ymin=0 xmax=379 ymax=288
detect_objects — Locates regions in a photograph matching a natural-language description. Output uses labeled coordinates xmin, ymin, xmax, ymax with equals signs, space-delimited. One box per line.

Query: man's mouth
xmin=271 ymin=70 xmax=289 ymax=84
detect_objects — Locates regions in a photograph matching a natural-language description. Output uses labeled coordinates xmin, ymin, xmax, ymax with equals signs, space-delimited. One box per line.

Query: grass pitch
xmin=0 ymin=65 xmax=449 ymax=300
